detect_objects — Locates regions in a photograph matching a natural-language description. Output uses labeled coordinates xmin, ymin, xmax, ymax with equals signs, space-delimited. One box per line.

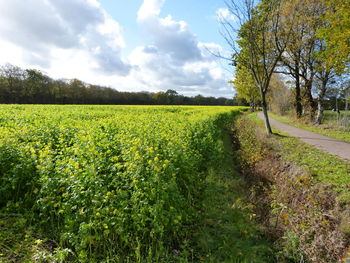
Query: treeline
xmin=0 ymin=64 xmax=234 ymax=106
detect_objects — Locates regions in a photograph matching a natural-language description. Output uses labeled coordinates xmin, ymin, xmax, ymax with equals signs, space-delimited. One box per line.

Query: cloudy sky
xmin=0 ymin=0 xmax=236 ymax=98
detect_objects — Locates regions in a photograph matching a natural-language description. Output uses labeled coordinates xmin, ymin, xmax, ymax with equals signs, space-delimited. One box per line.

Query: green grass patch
xmin=0 ymin=211 xmax=74 ymax=262
xmin=322 ymin=110 xmax=350 ymax=126
xmin=192 ymin=130 xmax=274 ymax=263
xmin=249 ymin=113 xmax=350 ymax=202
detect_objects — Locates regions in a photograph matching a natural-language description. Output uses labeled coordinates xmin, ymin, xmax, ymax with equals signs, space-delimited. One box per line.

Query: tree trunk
xmin=250 ymin=98 xmax=256 ymax=112
xmin=251 ymin=104 xmax=256 ymax=112
xmin=261 ymin=91 xmax=273 ymax=134
xmin=305 ymin=79 xmax=316 ymax=121
xmin=315 ymin=98 xmax=324 ymax=124
xmin=295 ymin=66 xmax=302 ymax=118
xmin=315 ymin=80 xmax=327 ymax=125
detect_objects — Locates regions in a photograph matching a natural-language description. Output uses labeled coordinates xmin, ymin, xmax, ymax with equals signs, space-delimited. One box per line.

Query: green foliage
xmin=0 ymin=211 xmax=74 ymax=263
xmin=0 ymin=64 xmax=234 ymax=106
xmin=317 ymin=0 xmax=350 ymax=73
xmin=0 ymin=105 xmax=245 ymax=262
xmin=231 ymin=65 xmax=260 ymax=107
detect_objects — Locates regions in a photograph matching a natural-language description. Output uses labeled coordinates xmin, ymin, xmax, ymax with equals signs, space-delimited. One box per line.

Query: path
xmin=258 ymin=112 xmax=350 ymax=161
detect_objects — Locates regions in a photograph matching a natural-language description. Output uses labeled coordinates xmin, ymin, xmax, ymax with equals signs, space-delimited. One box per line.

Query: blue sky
xmin=0 ymin=0 xmax=236 ymax=97
xmin=98 ymin=0 xmax=227 ymax=52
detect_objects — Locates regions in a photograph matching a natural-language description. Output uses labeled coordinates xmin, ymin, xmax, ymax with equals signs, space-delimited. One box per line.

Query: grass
xmin=0 ymin=211 xmax=73 ymax=263
xmin=192 ymin=129 xmax=274 ymax=263
xmin=249 ymin=113 xmax=350 ymax=203
xmin=322 ymin=110 xmax=350 ymax=127
xmin=269 ymin=111 xmax=350 ymax=143
xmin=243 ymin=113 xmax=350 ymax=262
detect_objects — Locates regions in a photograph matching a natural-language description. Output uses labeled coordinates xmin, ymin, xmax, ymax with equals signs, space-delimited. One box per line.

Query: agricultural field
xmin=0 ymin=105 xmax=252 ymax=262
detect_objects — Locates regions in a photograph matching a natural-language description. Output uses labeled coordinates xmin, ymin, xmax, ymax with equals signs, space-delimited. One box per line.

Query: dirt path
xmin=258 ymin=112 xmax=350 ymax=161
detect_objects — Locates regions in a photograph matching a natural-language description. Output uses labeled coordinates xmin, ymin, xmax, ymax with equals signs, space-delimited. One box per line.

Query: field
xmin=0 ymin=105 xmax=253 ymax=262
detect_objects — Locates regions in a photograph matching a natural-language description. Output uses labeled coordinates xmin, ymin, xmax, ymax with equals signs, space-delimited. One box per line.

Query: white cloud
xmin=130 ymin=0 xmax=232 ymax=97
xmin=0 ymin=0 xmax=233 ymax=97
xmin=0 ymin=0 xmax=130 ymax=75
xmin=137 ymin=0 xmax=165 ymax=20
xmin=216 ymin=8 xmax=237 ymax=22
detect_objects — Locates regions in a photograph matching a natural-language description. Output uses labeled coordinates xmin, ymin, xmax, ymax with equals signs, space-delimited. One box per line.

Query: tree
xmin=276 ymin=0 xmax=348 ymax=123
xmin=268 ymin=74 xmax=292 ymax=115
xmin=0 ymin=64 xmax=26 ymax=103
xmin=24 ymin=69 xmax=52 ymax=103
xmin=223 ymin=0 xmax=295 ymax=133
xmin=0 ymin=64 xmax=234 ymax=106
xmin=277 ymin=0 xmax=322 ymax=118
xmin=68 ymin=79 xmax=87 ymax=104
xmin=231 ymin=64 xmax=260 ymax=111
xmin=318 ymin=0 xmax=350 ymax=74
xmin=165 ymin=89 xmax=179 ymax=104
xmin=345 ymin=87 xmax=350 ymax=113
xmin=314 ymin=60 xmax=336 ymax=124
xmin=152 ymin=91 xmax=169 ymax=105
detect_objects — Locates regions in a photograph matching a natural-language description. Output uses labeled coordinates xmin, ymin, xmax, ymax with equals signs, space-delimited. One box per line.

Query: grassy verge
xmin=269 ymin=112 xmax=350 ymax=143
xmin=237 ymin=113 xmax=350 ymax=262
xmin=250 ymin=113 xmax=350 ymax=202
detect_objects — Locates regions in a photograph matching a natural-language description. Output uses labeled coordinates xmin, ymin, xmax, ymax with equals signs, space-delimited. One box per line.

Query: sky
xmin=0 ymin=0 xmax=237 ymax=98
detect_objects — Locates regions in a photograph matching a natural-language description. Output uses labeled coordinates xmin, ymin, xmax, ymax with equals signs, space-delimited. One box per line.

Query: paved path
xmin=258 ymin=112 xmax=350 ymax=161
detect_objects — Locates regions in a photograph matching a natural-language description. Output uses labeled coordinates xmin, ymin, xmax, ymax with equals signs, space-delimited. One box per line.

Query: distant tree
xmin=0 ymin=64 xmax=233 ymax=106
xmin=152 ymin=91 xmax=169 ymax=105
xmin=345 ymin=88 xmax=350 ymax=113
xmin=24 ymin=69 xmax=52 ymax=103
xmin=232 ymin=95 xmax=249 ymax=106
xmin=0 ymin=64 xmax=26 ymax=103
xmin=224 ymin=99 xmax=233 ymax=106
xmin=194 ymin=94 xmax=205 ymax=105
xmin=68 ymin=79 xmax=87 ymax=104
xmin=165 ymin=89 xmax=178 ymax=104
xmin=231 ymin=64 xmax=260 ymax=111
xmin=268 ymin=74 xmax=292 ymax=115
xmin=314 ymin=65 xmax=337 ymax=124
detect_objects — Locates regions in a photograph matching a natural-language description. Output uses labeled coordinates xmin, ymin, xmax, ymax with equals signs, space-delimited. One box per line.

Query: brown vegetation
xmin=233 ymin=114 xmax=349 ymax=262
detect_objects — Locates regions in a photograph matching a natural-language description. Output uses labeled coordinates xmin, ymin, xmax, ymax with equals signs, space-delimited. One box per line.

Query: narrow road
xmin=258 ymin=112 xmax=350 ymax=161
